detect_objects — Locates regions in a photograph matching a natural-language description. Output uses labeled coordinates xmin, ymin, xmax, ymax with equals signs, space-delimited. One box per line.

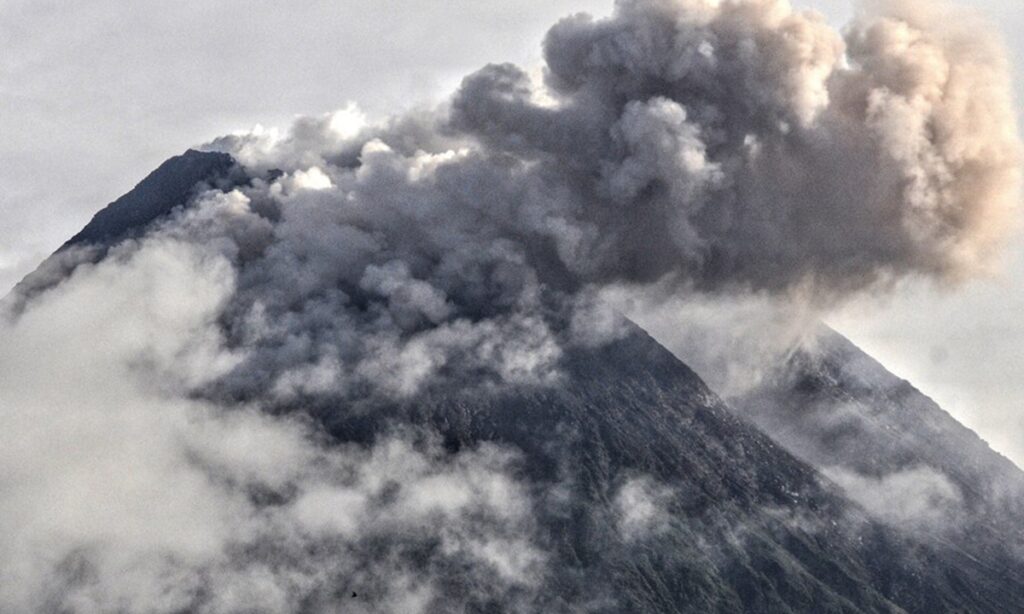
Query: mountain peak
xmin=61 ymin=149 xmax=239 ymax=250
xmin=2 ymin=149 xmax=244 ymax=316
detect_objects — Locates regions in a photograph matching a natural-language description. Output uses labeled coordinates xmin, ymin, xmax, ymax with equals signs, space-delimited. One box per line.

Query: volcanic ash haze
xmin=1 ymin=0 xmax=1022 ymax=612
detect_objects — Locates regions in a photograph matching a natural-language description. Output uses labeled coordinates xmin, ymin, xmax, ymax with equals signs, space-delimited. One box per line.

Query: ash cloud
xmin=190 ymin=0 xmax=1021 ymax=402
xmin=447 ymin=0 xmax=1020 ymax=295
xmin=824 ymin=466 xmax=964 ymax=529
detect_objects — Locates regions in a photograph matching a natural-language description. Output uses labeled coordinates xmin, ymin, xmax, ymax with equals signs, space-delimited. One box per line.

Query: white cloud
xmin=824 ymin=466 xmax=963 ymax=529
xmin=614 ymin=476 xmax=675 ymax=540
xmin=0 ymin=232 xmax=546 ymax=613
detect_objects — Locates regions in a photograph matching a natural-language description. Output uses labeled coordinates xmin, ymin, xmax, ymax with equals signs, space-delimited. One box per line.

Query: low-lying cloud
xmin=825 ymin=466 xmax=963 ymax=529
xmin=0 ymin=236 xmax=548 ymax=612
xmin=614 ymin=476 xmax=675 ymax=540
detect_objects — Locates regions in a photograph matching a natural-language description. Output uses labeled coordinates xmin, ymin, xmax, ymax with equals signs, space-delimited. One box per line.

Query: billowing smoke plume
xmin=1 ymin=0 xmax=1020 ymax=611
xmin=218 ymin=0 xmax=1020 ymax=296
xmin=194 ymin=0 xmax=1021 ymax=401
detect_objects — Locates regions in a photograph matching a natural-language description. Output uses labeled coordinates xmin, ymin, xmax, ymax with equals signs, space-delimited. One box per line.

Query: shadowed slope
xmin=737 ymin=326 xmax=1024 ymax=606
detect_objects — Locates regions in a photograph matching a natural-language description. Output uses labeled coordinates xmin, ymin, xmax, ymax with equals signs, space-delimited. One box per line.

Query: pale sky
xmin=2 ymin=0 xmax=1023 ymax=461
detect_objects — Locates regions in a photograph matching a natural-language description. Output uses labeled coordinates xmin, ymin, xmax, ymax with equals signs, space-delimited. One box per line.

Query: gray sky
xmin=2 ymin=0 xmax=1023 ymax=461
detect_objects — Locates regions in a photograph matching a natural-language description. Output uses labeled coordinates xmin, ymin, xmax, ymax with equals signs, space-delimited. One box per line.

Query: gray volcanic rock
xmin=3 ymin=149 xmax=245 ymax=314
xmin=737 ymin=326 xmax=1024 ymax=605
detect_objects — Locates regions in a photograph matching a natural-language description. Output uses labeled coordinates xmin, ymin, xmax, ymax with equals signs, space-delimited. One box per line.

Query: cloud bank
xmin=194 ymin=0 xmax=1022 ymax=402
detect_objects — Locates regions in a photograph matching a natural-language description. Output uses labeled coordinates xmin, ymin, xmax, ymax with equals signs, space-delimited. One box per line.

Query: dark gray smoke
xmin=454 ymin=0 xmax=1019 ymax=293
xmin=192 ymin=0 xmax=1023 ymax=401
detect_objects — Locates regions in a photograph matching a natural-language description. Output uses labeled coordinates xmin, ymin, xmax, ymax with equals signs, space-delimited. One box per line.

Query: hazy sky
xmin=2 ymin=0 xmax=1023 ymax=461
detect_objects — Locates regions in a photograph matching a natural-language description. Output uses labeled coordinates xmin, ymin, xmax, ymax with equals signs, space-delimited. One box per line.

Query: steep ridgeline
xmin=12 ymin=150 xmax=1024 ymax=612
xmin=737 ymin=327 xmax=1024 ymax=600
xmin=61 ymin=149 xmax=240 ymax=249
xmin=2 ymin=149 xmax=245 ymax=313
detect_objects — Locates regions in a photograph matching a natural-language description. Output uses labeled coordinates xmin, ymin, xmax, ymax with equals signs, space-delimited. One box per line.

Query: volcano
xmin=9 ymin=148 xmax=1024 ymax=613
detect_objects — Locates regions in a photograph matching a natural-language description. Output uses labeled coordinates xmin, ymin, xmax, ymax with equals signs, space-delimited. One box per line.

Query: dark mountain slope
xmin=3 ymin=149 xmax=245 ymax=314
xmin=61 ymin=149 xmax=239 ymax=249
xmin=306 ymin=323 xmax=1024 ymax=612
xmin=737 ymin=326 xmax=1024 ymax=598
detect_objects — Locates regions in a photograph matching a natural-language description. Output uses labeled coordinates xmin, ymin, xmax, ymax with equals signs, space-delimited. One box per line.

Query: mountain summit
xmin=739 ymin=327 xmax=1024 ymax=598
xmin=62 ymin=149 xmax=240 ymax=250
xmin=3 ymin=149 xmax=245 ymax=315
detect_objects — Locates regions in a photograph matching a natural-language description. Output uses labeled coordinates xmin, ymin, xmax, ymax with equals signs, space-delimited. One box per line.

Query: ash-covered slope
xmin=12 ymin=150 xmax=1024 ymax=613
xmin=737 ymin=327 xmax=1024 ymax=594
xmin=6 ymin=0 xmax=1024 ymax=609
xmin=341 ymin=324 xmax=1024 ymax=613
